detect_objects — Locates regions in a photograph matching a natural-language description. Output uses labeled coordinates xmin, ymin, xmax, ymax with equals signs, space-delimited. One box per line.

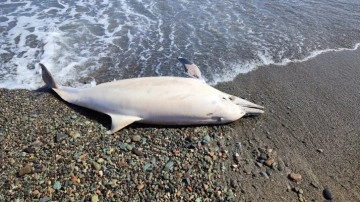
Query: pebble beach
xmin=1 ymin=47 xmax=360 ymax=201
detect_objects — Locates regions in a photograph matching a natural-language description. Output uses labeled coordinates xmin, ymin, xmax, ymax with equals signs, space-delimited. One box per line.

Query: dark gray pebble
xmin=39 ymin=196 xmax=52 ymax=202
xmin=23 ymin=147 xmax=36 ymax=153
xmin=323 ymin=188 xmax=333 ymax=200
xmin=56 ymin=133 xmax=68 ymax=142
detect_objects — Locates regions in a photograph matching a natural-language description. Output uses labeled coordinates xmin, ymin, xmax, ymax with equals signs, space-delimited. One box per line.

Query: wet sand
xmin=0 ymin=47 xmax=359 ymax=201
xmin=217 ymin=46 xmax=360 ymax=201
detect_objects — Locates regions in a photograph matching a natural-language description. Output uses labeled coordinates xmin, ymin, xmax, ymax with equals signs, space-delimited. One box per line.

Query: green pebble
xmin=164 ymin=161 xmax=174 ymax=171
xmin=131 ymin=135 xmax=141 ymax=142
xmin=91 ymin=194 xmax=99 ymax=202
xmin=92 ymin=161 xmax=101 ymax=171
xmin=53 ymin=181 xmax=61 ymax=190
xmin=120 ymin=143 xmax=128 ymax=151
xmin=202 ymin=135 xmax=211 ymax=144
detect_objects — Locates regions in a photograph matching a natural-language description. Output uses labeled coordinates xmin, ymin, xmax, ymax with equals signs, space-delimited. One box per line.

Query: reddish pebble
xmin=289 ymin=172 xmax=302 ymax=183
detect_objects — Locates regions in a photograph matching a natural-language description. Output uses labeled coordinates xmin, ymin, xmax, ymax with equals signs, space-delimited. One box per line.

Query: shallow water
xmin=1 ymin=0 xmax=360 ymax=89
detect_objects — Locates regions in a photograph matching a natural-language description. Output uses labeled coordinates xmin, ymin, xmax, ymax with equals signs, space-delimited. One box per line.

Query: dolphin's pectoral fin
xmin=107 ymin=114 xmax=142 ymax=134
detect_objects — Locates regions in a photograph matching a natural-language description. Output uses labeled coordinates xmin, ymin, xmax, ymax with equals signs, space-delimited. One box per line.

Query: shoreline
xmin=1 ymin=47 xmax=359 ymax=201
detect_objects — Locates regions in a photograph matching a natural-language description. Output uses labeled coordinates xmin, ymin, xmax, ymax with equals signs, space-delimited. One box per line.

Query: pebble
xmin=137 ymin=183 xmax=145 ymax=190
xmin=133 ymin=148 xmax=145 ymax=157
xmin=18 ymin=164 xmax=33 ymax=176
xmin=120 ymin=143 xmax=128 ymax=151
xmin=39 ymin=197 xmax=51 ymax=202
xmin=323 ymin=188 xmax=333 ymax=200
xmin=23 ymin=147 xmax=36 ymax=154
xmin=204 ymin=156 xmax=213 ymax=164
xmin=202 ymin=135 xmax=211 ymax=144
xmin=288 ymin=172 xmax=302 ymax=183
xmin=264 ymin=158 xmax=274 ymax=167
xmin=255 ymin=162 xmax=263 ymax=167
xmin=260 ymin=171 xmax=269 ymax=179
xmin=91 ymin=194 xmax=99 ymax=202
xmin=97 ymin=158 xmax=105 ymax=164
xmin=230 ymin=179 xmax=238 ymax=188
xmin=69 ymin=131 xmax=81 ymax=139
xmin=317 ymin=149 xmax=324 ymax=153
xmin=53 ymin=181 xmax=61 ymax=190
xmin=164 ymin=161 xmax=174 ymax=171
xmin=56 ymin=133 xmax=68 ymax=142
xmin=91 ymin=161 xmax=101 ymax=171
xmin=131 ymin=135 xmax=141 ymax=142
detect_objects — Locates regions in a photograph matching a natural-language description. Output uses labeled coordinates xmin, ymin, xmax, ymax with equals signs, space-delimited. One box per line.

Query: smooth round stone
xmin=323 ymin=188 xmax=333 ymax=200
xmin=131 ymin=135 xmax=141 ymax=142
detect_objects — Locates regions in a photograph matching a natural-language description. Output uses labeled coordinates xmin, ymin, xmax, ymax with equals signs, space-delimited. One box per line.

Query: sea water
xmin=1 ymin=0 xmax=360 ymax=89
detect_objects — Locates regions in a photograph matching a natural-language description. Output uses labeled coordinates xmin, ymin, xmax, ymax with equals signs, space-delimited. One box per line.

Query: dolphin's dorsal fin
xmin=107 ymin=114 xmax=142 ymax=134
xmin=177 ymin=57 xmax=204 ymax=81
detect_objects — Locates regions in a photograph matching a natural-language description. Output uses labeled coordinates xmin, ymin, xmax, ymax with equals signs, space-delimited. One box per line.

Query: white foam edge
xmin=211 ymin=42 xmax=360 ymax=85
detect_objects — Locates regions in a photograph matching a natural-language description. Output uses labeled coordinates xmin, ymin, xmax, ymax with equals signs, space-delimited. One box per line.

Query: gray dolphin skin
xmin=40 ymin=58 xmax=264 ymax=134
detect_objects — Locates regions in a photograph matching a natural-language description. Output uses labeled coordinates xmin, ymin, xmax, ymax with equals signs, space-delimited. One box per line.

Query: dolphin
xmin=40 ymin=58 xmax=264 ymax=134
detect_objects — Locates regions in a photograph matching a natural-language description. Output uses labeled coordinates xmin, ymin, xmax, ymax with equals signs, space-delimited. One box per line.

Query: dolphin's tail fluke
xmin=40 ymin=63 xmax=58 ymax=89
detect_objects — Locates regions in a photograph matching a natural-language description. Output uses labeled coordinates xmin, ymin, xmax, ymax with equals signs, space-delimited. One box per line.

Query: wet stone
xmin=18 ymin=164 xmax=33 ymax=176
xmin=289 ymin=172 xmax=302 ymax=183
xmin=133 ymin=148 xmax=145 ymax=157
xmin=260 ymin=171 xmax=269 ymax=179
xmin=23 ymin=147 xmax=36 ymax=153
xmin=39 ymin=197 xmax=51 ymax=202
xmin=53 ymin=181 xmax=61 ymax=190
xmin=131 ymin=134 xmax=141 ymax=142
xmin=56 ymin=133 xmax=68 ymax=142
xmin=91 ymin=194 xmax=99 ymax=202
xmin=323 ymin=188 xmax=333 ymax=200
xmin=92 ymin=161 xmax=101 ymax=171
xmin=202 ymin=135 xmax=211 ymax=144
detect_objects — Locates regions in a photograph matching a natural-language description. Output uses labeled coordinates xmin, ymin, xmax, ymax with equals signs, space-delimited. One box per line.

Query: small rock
xmin=288 ymin=172 xmax=302 ymax=183
xmin=260 ymin=171 xmax=269 ymax=179
xmin=255 ymin=162 xmax=263 ymax=167
xmin=56 ymin=133 xmax=68 ymax=142
xmin=91 ymin=161 xmax=101 ymax=171
xmin=323 ymin=188 xmax=333 ymax=200
xmin=137 ymin=183 xmax=145 ymax=190
xmin=286 ymin=184 xmax=292 ymax=192
xmin=264 ymin=158 xmax=274 ymax=167
xmin=18 ymin=164 xmax=33 ymax=176
xmin=202 ymin=135 xmax=211 ymax=144
xmin=23 ymin=147 xmax=36 ymax=154
xmin=310 ymin=182 xmax=319 ymax=188
xmin=204 ymin=156 xmax=213 ymax=164
xmin=32 ymin=190 xmax=40 ymax=198
xmin=120 ymin=143 xmax=128 ymax=151
xmin=164 ymin=161 xmax=174 ymax=171
xmin=97 ymin=158 xmax=105 ymax=164
xmin=126 ymin=144 xmax=133 ymax=151
xmin=133 ymin=148 xmax=145 ymax=157
xmin=53 ymin=181 xmax=61 ymax=190
xmin=317 ymin=149 xmax=324 ymax=153
xmin=70 ymin=115 xmax=77 ymax=119
xmin=131 ymin=135 xmax=141 ymax=142
xmin=69 ymin=131 xmax=81 ymax=139
xmin=91 ymin=194 xmax=99 ymax=202
xmin=39 ymin=197 xmax=51 ymax=202
xmin=230 ymin=179 xmax=238 ymax=188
